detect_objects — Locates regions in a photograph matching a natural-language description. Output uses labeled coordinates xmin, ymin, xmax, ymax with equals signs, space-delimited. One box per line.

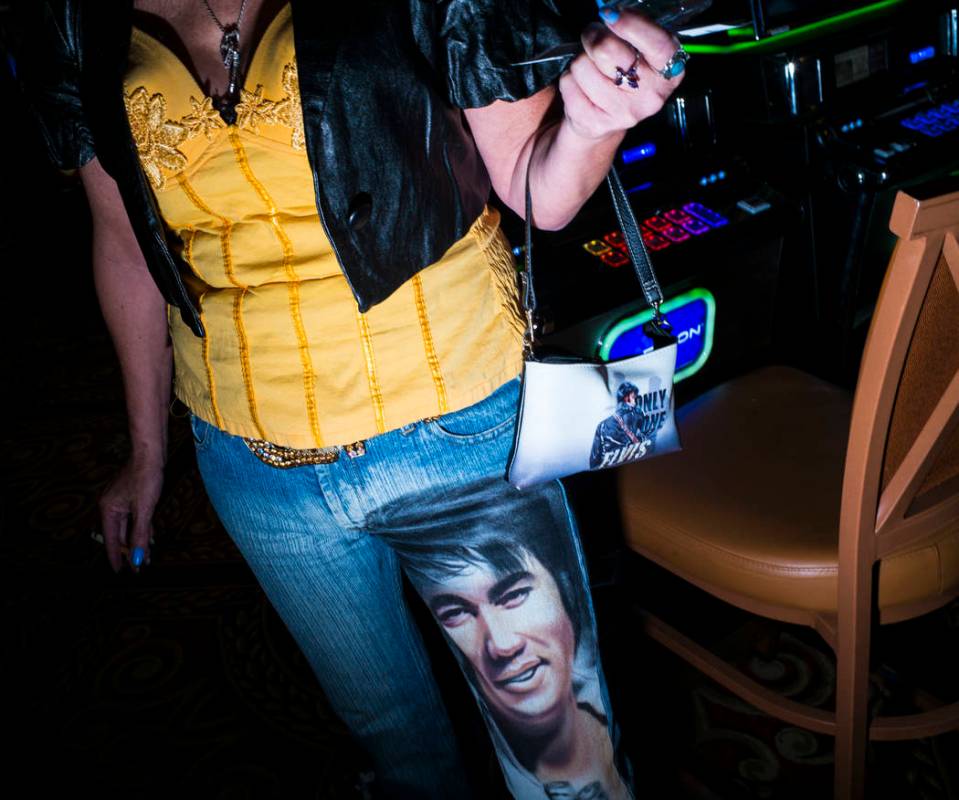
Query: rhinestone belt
xmin=243 ymin=437 xmax=367 ymax=468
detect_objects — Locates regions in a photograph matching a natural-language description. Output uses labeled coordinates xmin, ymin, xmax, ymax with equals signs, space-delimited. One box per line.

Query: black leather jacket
xmin=22 ymin=0 xmax=567 ymax=336
xmin=589 ymin=402 xmax=649 ymax=469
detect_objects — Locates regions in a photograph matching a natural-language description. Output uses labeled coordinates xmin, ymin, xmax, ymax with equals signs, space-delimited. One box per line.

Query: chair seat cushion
xmin=618 ymin=367 xmax=959 ymax=614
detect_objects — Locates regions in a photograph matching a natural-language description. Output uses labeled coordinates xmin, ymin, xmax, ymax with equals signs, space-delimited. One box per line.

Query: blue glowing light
xmin=621 ymin=142 xmax=657 ymax=164
xmin=909 ymin=45 xmax=936 ymax=64
xmin=602 ymin=290 xmax=715 ymax=382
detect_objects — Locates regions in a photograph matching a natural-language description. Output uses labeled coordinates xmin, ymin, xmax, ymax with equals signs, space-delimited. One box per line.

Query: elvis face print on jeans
xmin=383 ymin=478 xmax=633 ymax=800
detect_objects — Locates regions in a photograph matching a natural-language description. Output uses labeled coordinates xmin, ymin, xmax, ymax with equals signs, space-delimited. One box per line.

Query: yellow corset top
xmin=124 ymin=5 xmax=525 ymax=448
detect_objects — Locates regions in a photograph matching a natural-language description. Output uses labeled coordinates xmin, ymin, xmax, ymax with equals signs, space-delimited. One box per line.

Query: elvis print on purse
xmin=507 ymin=337 xmax=681 ymax=489
xmin=508 ymin=167 xmax=681 ymax=489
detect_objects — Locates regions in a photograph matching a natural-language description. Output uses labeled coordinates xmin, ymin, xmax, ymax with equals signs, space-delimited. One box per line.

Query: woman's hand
xmin=466 ymin=7 xmax=687 ymax=229
xmin=99 ymin=457 xmax=164 ymax=573
xmin=560 ymin=11 xmax=686 ymax=142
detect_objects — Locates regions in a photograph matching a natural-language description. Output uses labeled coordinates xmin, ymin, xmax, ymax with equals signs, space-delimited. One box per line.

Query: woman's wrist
xmin=128 ymin=423 xmax=168 ymax=468
xmin=525 ymin=121 xmax=623 ymax=230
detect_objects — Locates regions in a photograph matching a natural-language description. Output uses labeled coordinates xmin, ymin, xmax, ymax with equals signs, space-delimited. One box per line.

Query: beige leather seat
xmin=622 ymin=366 xmax=959 ymax=617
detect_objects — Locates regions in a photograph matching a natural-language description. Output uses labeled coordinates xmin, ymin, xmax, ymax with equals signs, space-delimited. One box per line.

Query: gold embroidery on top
xmin=234 ymin=62 xmax=304 ymax=150
xmin=126 ymin=59 xmax=305 ymax=187
xmin=181 ymin=96 xmax=225 ymax=141
xmin=274 ymin=63 xmax=305 ymax=151
xmin=125 ymin=87 xmax=188 ymax=189
xmin=234 ymin=84 xmax=276 ymax=134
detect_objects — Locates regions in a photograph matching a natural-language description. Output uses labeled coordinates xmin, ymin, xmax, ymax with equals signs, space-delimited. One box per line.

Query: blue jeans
xmin=192 ymin=378 xmax=631 ymax=800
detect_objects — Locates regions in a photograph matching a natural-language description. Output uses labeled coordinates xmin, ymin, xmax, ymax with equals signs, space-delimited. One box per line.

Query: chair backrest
xmin=840 ymin=178 xmax=959 ymax=568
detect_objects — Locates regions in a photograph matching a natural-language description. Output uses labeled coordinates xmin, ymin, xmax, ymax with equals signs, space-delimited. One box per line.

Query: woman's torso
xmin=125 ymin=2 xmax=526 ymax=448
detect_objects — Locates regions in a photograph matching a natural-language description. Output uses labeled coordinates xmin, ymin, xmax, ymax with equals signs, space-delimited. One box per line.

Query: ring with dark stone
xmin=614 ymin=61 xmax=640 ymax=89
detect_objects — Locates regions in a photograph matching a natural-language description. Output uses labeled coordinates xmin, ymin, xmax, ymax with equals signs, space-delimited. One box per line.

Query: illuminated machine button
xmin=604 ymin=231 xmax=627 ymax=250
xmin=641 ymin=229 xmax=671 ymax=250
xmin=599 ymin=287 xmax=716 ymax=382
xmin=900 ymin=118 xmax=921 ymax=130
xmin=583 ymin=239 xmax=611 ymax=256
xmin=643 ymin=215 xmax=672 ymax=232
xmin=681 ymin=217 xmax=711 ymax=235
xmin=873 ymin=146 xmax=894 ymax=159
xmin=662 ymin=225 xmax=691 ymax=243
xmin=601 ymin=250 xmax=630 ymax=267
xmin=890 ymin=142 xmax=911 ymax=152
xmin=683 ymin=202 xmax=729 ymax=227
xmin=664 ymin=208 xmax=693 ymax=225
xmin=922 ymin=123 xmax=945 ymax=137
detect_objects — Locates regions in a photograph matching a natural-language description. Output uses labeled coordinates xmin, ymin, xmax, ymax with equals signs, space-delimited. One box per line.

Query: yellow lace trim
xmin=126 ymin=61 xmax=305 ymax=189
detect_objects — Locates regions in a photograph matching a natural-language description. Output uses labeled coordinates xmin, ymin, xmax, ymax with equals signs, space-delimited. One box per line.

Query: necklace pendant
xmin=219 ymin=24 xmax=241 ymax=70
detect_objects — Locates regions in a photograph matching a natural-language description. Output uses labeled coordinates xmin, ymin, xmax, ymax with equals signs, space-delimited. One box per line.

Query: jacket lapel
xmin=289 ymin=0 xmax=339 ymax=127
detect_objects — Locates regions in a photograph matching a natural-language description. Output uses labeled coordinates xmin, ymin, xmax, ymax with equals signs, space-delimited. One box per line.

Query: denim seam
xmin=424 ymin=412 xmax=515 ymax=444
xmin=190 ymin=413 xmax=213 ymax=452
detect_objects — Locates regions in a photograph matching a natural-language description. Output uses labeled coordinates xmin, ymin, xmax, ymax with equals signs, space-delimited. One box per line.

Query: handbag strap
xmin=522 ymin=161 xmax=666 ymax=349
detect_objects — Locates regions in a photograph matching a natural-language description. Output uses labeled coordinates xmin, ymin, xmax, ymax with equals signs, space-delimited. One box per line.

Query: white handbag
xmin=507 ymin=167 xmax=681 ymax=488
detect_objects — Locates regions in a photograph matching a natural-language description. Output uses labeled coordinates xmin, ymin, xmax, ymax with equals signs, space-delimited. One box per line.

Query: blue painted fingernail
xmin=599 ymin=8 xmax=620 ymax=23
xmin=132 ymin=547 xmax=144 ymax=567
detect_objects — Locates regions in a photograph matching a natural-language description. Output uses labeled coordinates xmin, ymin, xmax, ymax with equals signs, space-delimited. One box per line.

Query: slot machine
xmin=685 ymin=0 xmax=959 ymax=379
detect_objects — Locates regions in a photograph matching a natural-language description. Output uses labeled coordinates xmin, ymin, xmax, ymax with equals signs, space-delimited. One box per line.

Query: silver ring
xmin=657 ymin=47 xmax=689 ymax=80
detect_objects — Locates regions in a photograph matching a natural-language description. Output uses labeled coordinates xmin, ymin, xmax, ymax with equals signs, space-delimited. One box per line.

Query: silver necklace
xmin=200 ymin=0 xmax=250 ymax=115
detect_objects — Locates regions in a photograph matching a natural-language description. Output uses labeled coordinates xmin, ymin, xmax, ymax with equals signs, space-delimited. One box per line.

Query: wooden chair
xmin=618 ymin=181 xmax=959 ymax=798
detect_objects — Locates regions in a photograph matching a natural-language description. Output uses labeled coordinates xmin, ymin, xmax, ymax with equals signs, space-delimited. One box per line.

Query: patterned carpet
xmin=4 ymin=331 xmax=369 ymax=799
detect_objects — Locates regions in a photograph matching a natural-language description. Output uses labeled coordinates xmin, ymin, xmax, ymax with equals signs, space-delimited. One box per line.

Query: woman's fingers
xmin=601 ymin=10 xmax=684 ymax=85
xmin=562 ymin=9 xmax=686 ymax=140
xmin=97 ymin=461 xmax=162 ymax=573
xmin=581 ymin=21 xmax=635 ymax=80
xmin=569 ymin=49 xmax=668 ymax=127
xmin=101 ymin=503 xmax=129 ymax=573
xmin=568 ymin=56 xmax=628 ymax=125
xmin=129 ymin=510 xmax=154 ymax=571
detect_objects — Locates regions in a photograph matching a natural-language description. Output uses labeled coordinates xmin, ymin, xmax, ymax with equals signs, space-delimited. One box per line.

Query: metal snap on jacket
xmin=347 ymin=193 xmax=373 ymax=230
